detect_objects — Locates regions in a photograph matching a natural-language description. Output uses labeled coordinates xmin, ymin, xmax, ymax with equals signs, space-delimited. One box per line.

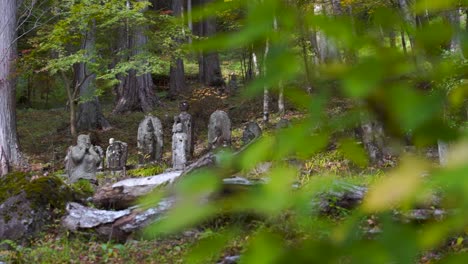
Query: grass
xmin=8 ymin=78 xmax=409 ymax=263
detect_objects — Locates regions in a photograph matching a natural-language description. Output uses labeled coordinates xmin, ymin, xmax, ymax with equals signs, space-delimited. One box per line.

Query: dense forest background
xmin=1 ymin=0 xmax=468 ymax=263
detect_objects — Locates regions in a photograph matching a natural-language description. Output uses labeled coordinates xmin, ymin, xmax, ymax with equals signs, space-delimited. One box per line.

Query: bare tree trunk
xmin=0 ymin=0 xmax=25 ymax=176
xmin=278 ymin=81 xmax=285 ymax=116
xmin=187 ymin=0 xmax=193 ymax=44
xmin=398 ymin=0 xmax=415 ymax=50
xmin=75 ymin=23 xmax=111 ymax=131
xmin=263 ymin=39 xmax=270 ymax=123
xmin=401 ymin=30 xmax=408 ymax=55
xmin=113 ymin=1 xmax=156 ymax=114
xmin=169 ymin=0 xmax=187 ymax=97
xmin=195 ymin=0 xmax=222 ymax=86
xmin=446 ymin=8 xmax=464 ymax=58
xmin=360 ymin=119 xmax=386 ymax=165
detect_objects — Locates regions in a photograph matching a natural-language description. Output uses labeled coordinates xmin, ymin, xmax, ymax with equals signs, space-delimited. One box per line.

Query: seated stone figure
xmin=65 ymin=134 xmax=101 ymax=184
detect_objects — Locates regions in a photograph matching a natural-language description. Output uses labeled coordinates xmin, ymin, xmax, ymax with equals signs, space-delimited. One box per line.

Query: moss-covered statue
xmin=65 ymin=134 xmax=101 ymax=184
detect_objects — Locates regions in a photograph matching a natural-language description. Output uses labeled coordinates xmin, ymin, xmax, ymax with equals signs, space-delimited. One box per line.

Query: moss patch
xmin=0 ymin=172 xmax=76 ymax=211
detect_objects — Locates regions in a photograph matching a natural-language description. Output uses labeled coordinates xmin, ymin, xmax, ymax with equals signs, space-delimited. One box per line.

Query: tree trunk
xmin=75 ymin=24 xmax=111 ymax=131
xmin=278 ymin=81 xmax=285 ymax=116
xmin=169 ymin=0 xmax=187 ymax=97
xmin=398 ymin=0 xmax=415 ymax=50
xmin=194 ymin=0 xmax=223 ymax=86
xmin=360 ymin=120 xmax=386 ymax=165
xmin=0 ymin=0 xmax=25 ymax=176
xmin=445 ymin=8 xmax=464 ymax=58
xmin=113 ymin=1 xmax=156 ymax=114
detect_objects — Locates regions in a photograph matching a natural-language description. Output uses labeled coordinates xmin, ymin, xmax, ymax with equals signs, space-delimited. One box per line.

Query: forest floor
xmin=1 ymin=85 xmax=453 ymax=263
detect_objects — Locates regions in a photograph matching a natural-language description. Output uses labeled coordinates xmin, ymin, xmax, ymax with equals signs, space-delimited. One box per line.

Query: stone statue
xmin=173 ymin=101 xmax=193 ymax=159
xmin=208 ymin=110 xmax=231 ymax=149
xmin=65 ymin=134 xmax=101 ymax=184
xmin=172 ymin=118 xmax=188 ymax=170
xmin=106 ymin=138 xmax=128 ymax=171
xmin=94 ymin=145 xmax=104 ymax=171
xmin=242 ymin=121 xmax=262 ymax=145
xmin=227 ymin=73 xmax=238 ymax=94
xmin=137 ymin=115 xmax=163 ymax=165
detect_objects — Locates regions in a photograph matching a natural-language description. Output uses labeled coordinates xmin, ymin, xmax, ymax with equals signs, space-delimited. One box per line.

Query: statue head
xmin=109 ymin=138 xmax=115 ymax=145
xmin=77 ymin=134 xmax=91 ymax=148
xmin=146 ymin=119 xmax=155 ymax=133
xmin=179 ymin=101 xmax=189 ymax=112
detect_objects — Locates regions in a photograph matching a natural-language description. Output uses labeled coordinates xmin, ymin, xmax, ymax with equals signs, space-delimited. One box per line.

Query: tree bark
xmin=0 ymin=0 xmax=25 ymax=176
xmin=169 ymin=0 xmax=187 ymax=97
xmin=194 ymin=0 xmax=223 ymax=86
xmin=445 ymin=8 xmax=464 ymax=58
xmin=113 ymin=1 xmax=156 ymax=114
xmin=398 ymin=0 xmax=415 ymax=50
xmin=75 ymin=23 xmax=111 ymax=131
xmin=360 ymin=120 xmax=386 ymax=165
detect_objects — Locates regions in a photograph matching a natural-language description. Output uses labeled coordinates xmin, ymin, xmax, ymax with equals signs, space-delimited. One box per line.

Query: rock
xmin=0 ymin=173 xmax=75 ymax=242
xmin=275 ymin=118 xmax=291 ymax=130
xmin=242 ymin=122 xmax=262 ymax=145
xmin=208 ymin=110 xmax=231 ymax=149
xmin=172 ymin=121 xmax=188 ymax=170
xmin=218 ymin=255 xmax=240 ymax=264
xmin=137 ymin=115 xmax=163 ymax=165
xmin=106 ymin=138 xmax=128 ymax=171
xmin=0 ymin=192 xmax=50 ymax=242
xmin=312 ymin=182 xmax=368 ymax=214
xmin=64 ymin=134 xmax=101 ymax=184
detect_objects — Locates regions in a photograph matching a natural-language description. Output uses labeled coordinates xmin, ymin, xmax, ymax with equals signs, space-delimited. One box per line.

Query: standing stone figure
xmin=242 ymin=122 xmax=262 ymax=145
xmin=172 ymin=118 xmax=188 ymax=170
xmin=137 ymin=115 xmax=163 ymax=165
xmin=65 ymin=134 xmax=101 ymax=184
xmin=208 ymin=110 xmax=231 ymax=149
xmin=94 ymin=145 xmax=105 ymax=171
xmin=227 ymin=73 xmax=238 ymax=94
xmin=174 ymin=101 xmax=193 ymax=159
xmin=106 ymin=138 xmax=128 ymax=171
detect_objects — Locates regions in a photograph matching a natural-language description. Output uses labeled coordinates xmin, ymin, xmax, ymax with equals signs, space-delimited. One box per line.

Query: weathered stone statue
xmin=172 ymin=119 xmax=188 ymax=170
xmin=137 ymin=115 xmax=163 ymax=165
xmin=173 ymin=101 xmax=193 ymax=159
xmin=242 ymin=121 xmax=262 ymax=145
xmin=65 ymin=134 xmax=101 ymax=184
xmin=94 ymin=145 xmax=104 ymax=171
xmin=208 ymin=110 xmax=231 ymax=149
xmin=106 ymin=138 xmax=128 ymax=171
xmin=227 ymin=73 xmax=238 ymax=94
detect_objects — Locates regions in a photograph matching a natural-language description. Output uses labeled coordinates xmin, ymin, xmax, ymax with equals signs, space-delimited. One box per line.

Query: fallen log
xmin=93 ymin=171 xmax=182 ymax=209
xmin=62 ymin=197 xmax=176 ymax=241
xmin=67 ymin=178 xmax=446 ymax=241
xmin=93 ymin=152 xmax=218 ymax=210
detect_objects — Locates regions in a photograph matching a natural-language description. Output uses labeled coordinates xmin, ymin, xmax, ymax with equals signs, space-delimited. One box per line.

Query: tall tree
xmin=0 ymin=0 xmax=24 ymax=176
xmin=113 ymin=0 xmax=157 ymax=114
xmin=194 ymin=0 xmax=223 ymax=86
xmin=75 ymin=22 xmax=111 ymax=132
xmin=169 ymin=0 xmax=187 ymax=97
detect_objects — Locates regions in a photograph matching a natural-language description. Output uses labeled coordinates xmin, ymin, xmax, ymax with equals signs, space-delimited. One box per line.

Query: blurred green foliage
xmin=138 ymin=0 xmax=468 ymax=263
